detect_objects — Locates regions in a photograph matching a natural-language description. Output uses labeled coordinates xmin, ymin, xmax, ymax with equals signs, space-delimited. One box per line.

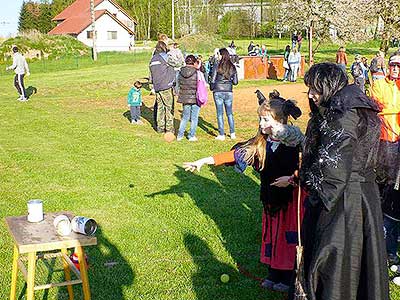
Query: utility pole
xmin=172 ymin=0 xmax=175 ymax=40
xmin=90 ymin=0 xmax=97 ymax=61
xmin=260 ymin=0 xmax=263 ymax=26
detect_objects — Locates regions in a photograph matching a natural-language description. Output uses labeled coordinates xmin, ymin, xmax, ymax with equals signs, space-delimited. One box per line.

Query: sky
xmin=0 ymin=0 xmax=24 ymax=37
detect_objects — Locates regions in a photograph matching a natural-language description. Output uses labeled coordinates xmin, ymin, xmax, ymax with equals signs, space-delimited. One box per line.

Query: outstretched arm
xmin=183 ymin=151 xmax=236 ymax=172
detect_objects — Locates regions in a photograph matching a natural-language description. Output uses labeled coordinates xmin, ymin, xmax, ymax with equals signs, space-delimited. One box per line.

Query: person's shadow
xmin=56 ymin=226 xmax=135 ymax=300
xmin=147 ymin=165 xmax=278 ymax=297
xmin=197 ymin=115 xmax=219 ymax=137
xmin=184 ymin=233 xmax=242 ymax=299
xmin=26 ymin=86 xmax=37 ymax=99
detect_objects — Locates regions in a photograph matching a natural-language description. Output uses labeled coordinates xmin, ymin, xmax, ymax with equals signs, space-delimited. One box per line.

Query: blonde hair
xmin=240 ymin=99 xmax=301 ymax=170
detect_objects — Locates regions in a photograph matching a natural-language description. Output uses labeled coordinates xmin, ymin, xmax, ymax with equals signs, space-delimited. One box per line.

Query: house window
xmin=87 ymin=30 xmax=93 ymax=39
xmin=107 ymin=31 xmax=117 ymax=40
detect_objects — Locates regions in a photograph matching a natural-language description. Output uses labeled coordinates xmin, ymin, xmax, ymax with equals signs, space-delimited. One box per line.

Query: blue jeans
xmin=383 ymin=214 xmax=400 ymax=257
xmin=177 ymin=104 xmax=200 ymax=139
xmin=213 ymin=92 xmax=235 ymax=135
xmin=130 ymin=106 xmax=141 ymax=121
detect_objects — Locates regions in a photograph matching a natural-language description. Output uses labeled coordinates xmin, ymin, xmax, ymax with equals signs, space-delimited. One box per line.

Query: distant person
xmin=247 ymin=41 xmax=255 ymax=55
xmin=229 ymin=40 xmax=236 ymax=50
xmin=291 ymin=31 xmax=297 ymax=49
xmin=297 ymin=32 xmax=303 ymax=52
xmin=149 ymin=41 xmax=176 ymax=135
xmin=370 ymin=50 xmax=386 ymax=81
xmin=207 ymin=48 xmax=220 ymax=84
xmin=6 ymin=46 xmax=30 ymax=102
xmin=362 ymin=56 xmax=370 ymax=85
xmin=127 ymin=81 xmax=143 ymax=125
xmin=288 ymin=48 xmax=301 ymax=82
xmin=283 ymin=45 xmax=291 ymax=82
xmin=210 ymin=48 xmax=238 ymax=140
xmin=176 ymin=55 xmax=200 ymax=142
xmin=259 ymin=44 xmax=270 ymax=62
xmin=351 ymin=54 xmax=368 ymax=93
xmin=167 ymin=42 xmax=185 ymax=94
xmin=335 ymin=47 xmax=348 ymax=73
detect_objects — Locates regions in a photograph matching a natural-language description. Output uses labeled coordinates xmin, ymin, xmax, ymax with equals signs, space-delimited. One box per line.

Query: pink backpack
xmin=196 ymin=71 xmax=208 ymax=107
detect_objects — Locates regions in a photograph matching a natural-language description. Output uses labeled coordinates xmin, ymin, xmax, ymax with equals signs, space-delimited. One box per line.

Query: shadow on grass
xmin=147 ymin=165 xmax=286 ymax=299
xmin=57 ymin=226 xmax=134 ymax=300
xmin=184 ymin=233 xmax=240 ymax=299
xmin=26 ymin=86 xmax=38 ymax=99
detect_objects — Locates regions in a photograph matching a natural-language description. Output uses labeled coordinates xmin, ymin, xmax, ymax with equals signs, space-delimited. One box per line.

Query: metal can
xmin=27 ymin=199 xmax=43 ymax=223
xmin=71 ymin=216 xmax=97 ymax=235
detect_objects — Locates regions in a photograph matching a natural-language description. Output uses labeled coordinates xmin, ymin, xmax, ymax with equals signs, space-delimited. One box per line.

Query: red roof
xmin=52 ymin=0 xmax=103 ymax=21
xmin=49 ymin=0 xmax=136 ymax=35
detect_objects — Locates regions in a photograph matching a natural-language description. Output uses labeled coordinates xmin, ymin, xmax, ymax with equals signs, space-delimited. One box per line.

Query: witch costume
xmin=212 ymin=134 xmax=305 ymax=286
xmin=300 ymin=84 xmax=389 ymax=300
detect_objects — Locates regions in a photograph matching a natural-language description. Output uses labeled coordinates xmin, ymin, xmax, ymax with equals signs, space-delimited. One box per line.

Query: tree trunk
xmin=147 ymin=0 xmax=151 ymax=40
xmin=308 ymin=22 xmax=313 ymax=65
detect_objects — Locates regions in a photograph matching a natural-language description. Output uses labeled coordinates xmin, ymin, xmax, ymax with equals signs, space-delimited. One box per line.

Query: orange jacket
xmin=370 ymin=77 xmax=400 ymax=142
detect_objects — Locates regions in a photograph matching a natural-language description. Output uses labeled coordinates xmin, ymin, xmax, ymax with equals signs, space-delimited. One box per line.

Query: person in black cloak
xmin=297 ymin=62 xmax=389 ymax=300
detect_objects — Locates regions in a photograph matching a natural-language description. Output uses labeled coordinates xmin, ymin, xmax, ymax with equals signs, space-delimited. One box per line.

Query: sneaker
xmin=230 ymin=133 xmax=236 ymax=139
xmin=261 ymin=278 xmax=275 ymax=289
xmin=17 ymin=96 xmax=22 ymax=101
xmin=272 ymin=282 xmax=290 ymax=293
xmin=136 ymin=120 xmax=144 ymax=125
xmin=176 ymin=136 xmax=183 ymax=141
xmin=188 ymin=136 xmax=198 ymax=142
xmin=215 ymin=135 xmax=225 ymax=141
xmin=131 ymin=120 xmax=138 ymax=124
xmin=19 ymin=98 xmax=28 ymax=102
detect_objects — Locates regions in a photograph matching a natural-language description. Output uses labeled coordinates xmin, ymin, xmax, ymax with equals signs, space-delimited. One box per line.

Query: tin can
xmin=53 ymin=215 xmax=72 ymax=236
xmin=27 ymin=199 xmax=43 ymax=223
xmin=71 ymin=216 xmax=97 ymax=235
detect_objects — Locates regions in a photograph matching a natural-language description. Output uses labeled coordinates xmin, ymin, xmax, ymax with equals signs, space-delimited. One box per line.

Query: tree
xmin=277 ymin=0 xmax=377 ymax=63
xmin=218 ymin=10 xmax=253 ymax=39
xmin=372 ymin=0 xmax=400 ymax=54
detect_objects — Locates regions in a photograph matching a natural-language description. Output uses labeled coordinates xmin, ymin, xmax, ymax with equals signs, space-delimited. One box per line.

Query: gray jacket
xmin=149 ymin=52 xmax=175 ymax=92
xmin=7 ymin=52 xmax=30 ymax=75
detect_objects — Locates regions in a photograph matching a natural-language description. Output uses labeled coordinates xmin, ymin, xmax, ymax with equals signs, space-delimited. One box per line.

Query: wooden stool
xmin=5 ymin=212 xmax=97 ymax=300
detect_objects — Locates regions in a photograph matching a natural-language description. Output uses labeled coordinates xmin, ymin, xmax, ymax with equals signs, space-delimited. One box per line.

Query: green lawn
xmin=1 ymin=46 xmax=399 ymax=300
xmin=0 ymin=52 xmax=283 ymax=300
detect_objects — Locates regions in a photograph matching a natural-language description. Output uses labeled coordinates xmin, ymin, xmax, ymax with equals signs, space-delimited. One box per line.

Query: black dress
xmin=300 ymin=85 xmax=389 ymax=300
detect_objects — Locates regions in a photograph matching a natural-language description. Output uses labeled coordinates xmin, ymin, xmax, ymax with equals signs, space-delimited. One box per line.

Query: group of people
xmin=128 ymin=35 xmax=240 ymax=142
xmin=183 ymin=50 xmax=400 ymax=300
xmin=336 ymin=47 xmax=388 ymax=94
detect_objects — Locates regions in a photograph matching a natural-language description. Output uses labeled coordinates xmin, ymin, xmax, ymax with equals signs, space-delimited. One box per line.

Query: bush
xmin=218 ymin=10 xmax=253 ymax=39
xmin=0 ymin=32 xmax=89 ymax=62
xmin=177 ymin=33 xmax=226 ymax=55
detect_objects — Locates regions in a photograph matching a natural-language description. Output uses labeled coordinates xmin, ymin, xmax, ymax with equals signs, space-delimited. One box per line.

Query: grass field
xmin=0 ymin=43 xmax=399 ymax=299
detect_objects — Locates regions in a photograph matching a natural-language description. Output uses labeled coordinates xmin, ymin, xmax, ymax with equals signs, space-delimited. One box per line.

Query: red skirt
xmin=260 ymin=188 xmax=306 ymax=270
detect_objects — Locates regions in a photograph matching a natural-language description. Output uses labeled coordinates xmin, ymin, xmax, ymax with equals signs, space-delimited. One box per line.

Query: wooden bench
xmin=5 ymin=211 xmax=97 ymax=300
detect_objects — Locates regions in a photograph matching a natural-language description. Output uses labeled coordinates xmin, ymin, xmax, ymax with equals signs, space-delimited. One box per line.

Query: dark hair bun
xmin=269 ymin=89 xmax=280 ymax=99
xmin=283 ymin=100 xmax=302 ymax=120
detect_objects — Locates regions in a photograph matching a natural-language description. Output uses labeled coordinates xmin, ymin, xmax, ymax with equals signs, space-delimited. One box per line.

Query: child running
xmin=127 ymin=81 xmax=143 ymax=125
xmin=183 ymin=91 xmax=304 ymax=292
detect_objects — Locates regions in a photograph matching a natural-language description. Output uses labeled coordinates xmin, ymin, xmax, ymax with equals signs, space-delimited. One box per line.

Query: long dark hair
xmin=217 ymin=48 xmax=236 ymax=79
xmin=304 ymin=62 xmax=348 ymax=108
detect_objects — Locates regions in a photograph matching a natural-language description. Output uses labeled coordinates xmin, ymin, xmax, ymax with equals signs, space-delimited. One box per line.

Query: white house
xmin=49 ymin=0 xmax=137 ymax=52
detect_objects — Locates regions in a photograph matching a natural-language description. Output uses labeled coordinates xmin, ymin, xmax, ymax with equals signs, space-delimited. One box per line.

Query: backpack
xmin=196 ymin=71 xmax=208 ymax=107
xmin=351 ymin=62 xmax=363 ymax=78
xmin=369 ymin=58 xmax=379 ymax=73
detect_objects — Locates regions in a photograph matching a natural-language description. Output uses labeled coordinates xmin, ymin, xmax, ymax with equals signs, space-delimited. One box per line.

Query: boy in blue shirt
xmin=127 ymin=81 xmax=143 ymax=124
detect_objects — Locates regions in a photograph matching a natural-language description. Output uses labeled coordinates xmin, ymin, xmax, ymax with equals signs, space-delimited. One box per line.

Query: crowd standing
xmin=135 ymin=33 xmax=400 ymax=298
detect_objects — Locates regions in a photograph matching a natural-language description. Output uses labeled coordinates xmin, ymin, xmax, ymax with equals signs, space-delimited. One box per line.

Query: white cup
xmin=27 ymin=200 xmax=43 ymax=222
xmin=53 ymin=215 xmax=72 ymax=236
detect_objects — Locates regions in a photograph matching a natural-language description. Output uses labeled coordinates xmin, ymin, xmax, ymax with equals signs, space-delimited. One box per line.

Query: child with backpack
xmin=127 ymin=81 xmax=143 ymax=124
xmin=351 ymin=54 xmax=367 ymax=93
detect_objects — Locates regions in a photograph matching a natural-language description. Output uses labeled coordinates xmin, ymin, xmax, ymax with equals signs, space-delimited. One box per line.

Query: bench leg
xmin=76 ymin=246 xmax=91 ymax=300
xmin=61 ymin=248 xmax=74 ymax=300
xmin=10 ymin=245 xmax=19 ymax=300
xmin=26 ymin=252 xmax=36 ymax=300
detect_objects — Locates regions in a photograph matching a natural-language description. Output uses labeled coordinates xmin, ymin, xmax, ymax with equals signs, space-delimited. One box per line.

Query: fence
xmin=0 ymin=50 xmax=152 ymax=76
